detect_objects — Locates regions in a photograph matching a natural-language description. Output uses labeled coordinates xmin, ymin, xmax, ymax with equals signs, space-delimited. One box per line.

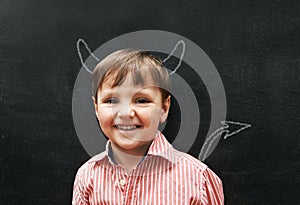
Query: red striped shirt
xmin=72 ymin=131 xmax=224 ymax=205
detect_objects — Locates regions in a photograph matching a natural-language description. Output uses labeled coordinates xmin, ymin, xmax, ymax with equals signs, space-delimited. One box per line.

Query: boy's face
xmin=93 ymin=75 xmax=170 ymax=156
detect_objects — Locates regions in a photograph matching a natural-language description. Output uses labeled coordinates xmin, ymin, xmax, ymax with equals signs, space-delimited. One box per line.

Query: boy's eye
xmin=135 ymin=98 xmax=150 ymax=104
xmin=104 ymin=98 xmax=118 ymax=104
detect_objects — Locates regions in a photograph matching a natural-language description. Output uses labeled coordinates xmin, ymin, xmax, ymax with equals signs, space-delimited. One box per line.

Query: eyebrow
xmin=98 ymin=91 xmax=115 ymax=100
xmin=98 ymin=87 xmax=157 ymax=100
xmin=133 ymin=88 xmax=156 ymax=97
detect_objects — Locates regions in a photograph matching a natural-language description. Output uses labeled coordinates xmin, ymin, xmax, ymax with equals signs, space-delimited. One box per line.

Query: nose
xmin=116 ymin=102 xmax=134 ymax=118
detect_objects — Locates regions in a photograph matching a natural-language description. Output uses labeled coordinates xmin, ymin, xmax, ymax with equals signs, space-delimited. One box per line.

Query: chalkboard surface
xmin=1 ymin=1 xmax=299 ymax=204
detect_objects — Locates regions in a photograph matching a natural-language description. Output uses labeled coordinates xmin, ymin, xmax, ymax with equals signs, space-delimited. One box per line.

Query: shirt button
xmin=119 ymin=179 xmax=126 ymax=186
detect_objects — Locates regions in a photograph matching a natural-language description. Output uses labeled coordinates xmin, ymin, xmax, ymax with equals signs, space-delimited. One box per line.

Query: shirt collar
xmin=147 ymin=131 xmax=176 ymax=163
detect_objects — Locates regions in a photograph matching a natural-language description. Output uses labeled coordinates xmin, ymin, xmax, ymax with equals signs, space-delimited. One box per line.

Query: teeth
xmin=116 ymin=125 xmax=138 ymax=130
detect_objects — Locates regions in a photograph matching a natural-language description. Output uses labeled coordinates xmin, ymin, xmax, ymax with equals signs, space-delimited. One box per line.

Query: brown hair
xmin=91 ymin=49 xmax=171 ymax=103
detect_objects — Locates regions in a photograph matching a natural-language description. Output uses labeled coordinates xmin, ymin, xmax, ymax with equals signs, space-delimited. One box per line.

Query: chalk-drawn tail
xmin=198 ymin=121 xmax=252 ymax=161
xmin=199 ymin=127 xmax=227 ymax=161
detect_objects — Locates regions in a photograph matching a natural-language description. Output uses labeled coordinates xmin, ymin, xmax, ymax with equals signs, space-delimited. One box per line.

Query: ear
xmin=92 ymin=96 xmax=99 ymax=119
xmin=160 ymin=96 xmax=171 ymax=123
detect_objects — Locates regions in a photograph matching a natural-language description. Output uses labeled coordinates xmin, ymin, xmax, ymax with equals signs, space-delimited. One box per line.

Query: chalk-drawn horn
xmin=163 ymin=40 xmax=186 ymax=75
xmin=76 ymin=39 xmax=100 ymax=74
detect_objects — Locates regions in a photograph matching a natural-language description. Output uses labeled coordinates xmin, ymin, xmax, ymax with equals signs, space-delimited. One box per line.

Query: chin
xmin=119 ymin=139 xmax=146 ymax=149
xmin=114 ymin=137 xmax=151 ymax=152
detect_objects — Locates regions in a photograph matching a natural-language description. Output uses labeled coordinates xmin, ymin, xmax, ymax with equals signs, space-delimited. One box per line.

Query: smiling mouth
xmin=114 ymin=125 xmax=142 ymax=131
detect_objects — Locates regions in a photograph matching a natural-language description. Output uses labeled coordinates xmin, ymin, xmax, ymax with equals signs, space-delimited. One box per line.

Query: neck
xmin=110 ymin=142 xmax=152 ymax=172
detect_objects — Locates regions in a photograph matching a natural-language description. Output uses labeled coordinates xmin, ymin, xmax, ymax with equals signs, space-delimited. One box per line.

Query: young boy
xmin=72 ymin=49 xmax=224 ymax=205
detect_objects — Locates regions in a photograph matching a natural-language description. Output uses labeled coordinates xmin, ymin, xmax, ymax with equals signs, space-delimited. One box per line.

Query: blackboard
xmin=1 ymin=0 xmax=299 ymax=204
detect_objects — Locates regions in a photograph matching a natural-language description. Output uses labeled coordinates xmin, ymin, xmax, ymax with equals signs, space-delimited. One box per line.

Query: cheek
xmin=97 ymin=108 xmax=114 ymax=125
xmin=139 ymin=107 xmax=163 ymax=125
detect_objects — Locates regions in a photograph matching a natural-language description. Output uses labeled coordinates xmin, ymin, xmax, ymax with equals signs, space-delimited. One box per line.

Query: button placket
xmin=114 ymin=166 xmax=128 ymax=193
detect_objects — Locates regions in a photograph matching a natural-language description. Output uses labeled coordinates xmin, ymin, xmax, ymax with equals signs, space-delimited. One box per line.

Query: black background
xmin=1 ymin=0 xmax=299 ymax=204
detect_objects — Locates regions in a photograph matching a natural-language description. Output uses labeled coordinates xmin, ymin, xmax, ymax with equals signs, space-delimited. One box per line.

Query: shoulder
xmin=173 ymin=149 xmax=222 ymax=181
xmin=173 ymin=149 xmax=208 ymax=171
xmin=75 ymin=151 xmax=107 ymax=178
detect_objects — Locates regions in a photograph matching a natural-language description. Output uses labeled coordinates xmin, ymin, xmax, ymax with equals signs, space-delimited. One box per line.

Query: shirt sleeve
xmin=201 ymin=167 xmax=224 ymax=205
xmin=72 ymin=167 xmax=90 ymax=205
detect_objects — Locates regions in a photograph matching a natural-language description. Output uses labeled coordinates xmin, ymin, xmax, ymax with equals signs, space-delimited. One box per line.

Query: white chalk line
xmin=221 ymin=120 xmax=252 ymax=139
xmin=199 ymin=128 xmax=227 ymax=161
xmin=199 ymin=121 xmax=252 ymax=161
xmin=163 ymin=40 xmax=186 ymax=75
xmin=76 ymin=39 xmax=99 ymax=74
